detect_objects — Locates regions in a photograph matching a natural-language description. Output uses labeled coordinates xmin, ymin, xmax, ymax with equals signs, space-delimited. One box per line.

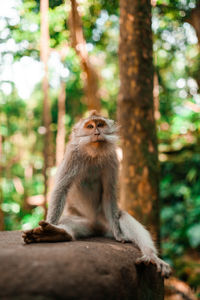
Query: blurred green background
xmin=0 ymin=0 xmax=200 ymax=296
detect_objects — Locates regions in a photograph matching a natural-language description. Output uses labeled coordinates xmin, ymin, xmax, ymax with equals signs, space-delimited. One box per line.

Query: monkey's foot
xmin=22 ymin=220 xmax=72 ymax=244
xmin=136 ymin=254 xmax=172 ymax=278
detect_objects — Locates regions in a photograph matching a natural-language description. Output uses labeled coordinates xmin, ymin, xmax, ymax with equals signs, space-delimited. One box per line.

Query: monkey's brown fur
xmin=23 ymin=111 xmax=171 ymax=278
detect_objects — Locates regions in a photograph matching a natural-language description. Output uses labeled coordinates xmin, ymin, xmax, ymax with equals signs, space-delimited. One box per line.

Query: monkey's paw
xmin=136 ymin=254 xmax=172 ymax=278
xmin=22 ymin=220 xmax=72 ymax=244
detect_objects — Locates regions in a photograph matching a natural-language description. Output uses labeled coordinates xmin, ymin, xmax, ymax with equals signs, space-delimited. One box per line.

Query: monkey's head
xmin=71 ymin=110 xmax=118 ymax=157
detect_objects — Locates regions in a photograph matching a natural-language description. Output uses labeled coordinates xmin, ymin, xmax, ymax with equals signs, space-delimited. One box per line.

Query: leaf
xmin=187 ymin=224 xmax=200 ymax=248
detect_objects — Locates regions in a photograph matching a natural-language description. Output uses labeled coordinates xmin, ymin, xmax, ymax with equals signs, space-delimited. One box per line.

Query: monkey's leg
xmin=57 ymin=215 xmax=95 ymax=240
xmin=118 ymin=211 xmax=172 ymax=278
xmin=22 ymin=221 xmax=72 ymax=244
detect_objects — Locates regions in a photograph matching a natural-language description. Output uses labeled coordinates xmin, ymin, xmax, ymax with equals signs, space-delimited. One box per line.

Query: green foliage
xmin=153 ymin=1 xmax=200 ymax=291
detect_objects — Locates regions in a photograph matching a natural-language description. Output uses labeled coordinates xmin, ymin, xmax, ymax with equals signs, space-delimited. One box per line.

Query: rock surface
xmin=0 ymin=231 xmax=163 ymax=300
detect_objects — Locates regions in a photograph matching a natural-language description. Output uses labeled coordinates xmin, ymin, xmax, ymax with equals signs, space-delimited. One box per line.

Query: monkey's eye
xmin=87 ymin=124 xmax=94 ymax=129
xmin=97 ymin=122 xmax=104 ymax=128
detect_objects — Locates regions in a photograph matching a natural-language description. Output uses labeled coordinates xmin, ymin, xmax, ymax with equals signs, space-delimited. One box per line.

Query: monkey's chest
xmin=80 ymin=176 xmax=100 ymax=191
xmin=80 ymin=166 xmax=102 ymax=191
xmin=66 ymin=166 xmax=103 ymax=219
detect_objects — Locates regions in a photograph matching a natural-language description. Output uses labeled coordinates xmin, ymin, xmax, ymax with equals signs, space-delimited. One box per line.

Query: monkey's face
xmin=83 ymin=119 xmax=108 ymax=143
xmin=72 ymin=116 xmax=118 ymax=157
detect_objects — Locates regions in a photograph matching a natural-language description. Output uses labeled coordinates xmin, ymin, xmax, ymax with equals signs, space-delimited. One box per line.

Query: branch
xmin=69 ymin=0 xmax=101 ymax=111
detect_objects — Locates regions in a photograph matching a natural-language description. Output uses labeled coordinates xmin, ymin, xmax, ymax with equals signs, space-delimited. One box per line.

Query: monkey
xmin=23 ymin=110 xmax=171 ymax=278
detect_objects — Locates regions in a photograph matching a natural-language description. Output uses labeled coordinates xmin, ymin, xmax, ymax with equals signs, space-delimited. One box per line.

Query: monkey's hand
xmin=136 ymin=253 xmax=172 ymax=278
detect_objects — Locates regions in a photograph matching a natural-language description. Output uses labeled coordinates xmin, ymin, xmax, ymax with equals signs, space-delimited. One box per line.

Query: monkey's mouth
xmin=91 ymin=136 xmax=105 ymax=143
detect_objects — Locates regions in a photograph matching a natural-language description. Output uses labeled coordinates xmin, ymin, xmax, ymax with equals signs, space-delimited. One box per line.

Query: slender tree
xmin=186 ymin=1 xmax=200 ymax=44
xmin=40 ymin=0 xmax=53 ymax=215
xmin=0 ymin=134 xmax=4 ymax=230
xmin=118 ymin=0 xmax=160 ymax=242
xmin=56 ymin=80 xmax=66 ymax=166
xmin=69 ymin=0 xmax=101 ymax=111
xmin=186 ymin=0 xmax=200 ymax=90
xmin=153 ymin=70 xmax=160 ymax=120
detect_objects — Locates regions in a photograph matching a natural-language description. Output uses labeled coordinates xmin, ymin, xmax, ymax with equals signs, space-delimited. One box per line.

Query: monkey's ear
xmin=108 ymin=119 xmax=120 ymax=133
xmin=114 ymin=123 xmax=121 ymax=133
xmin=88 ymin=110 xmax=101 ymax=117
xmin=72 ymin=120 xmax=82 ymax=133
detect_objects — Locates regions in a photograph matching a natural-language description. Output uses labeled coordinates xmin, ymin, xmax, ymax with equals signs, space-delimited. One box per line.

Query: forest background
xmin=0 ymin=0 xmax=200 ymax=297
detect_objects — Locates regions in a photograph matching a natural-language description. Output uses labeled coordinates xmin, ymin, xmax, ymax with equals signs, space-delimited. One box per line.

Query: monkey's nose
xmin=94 ymin=132 xmax=100 ymax=136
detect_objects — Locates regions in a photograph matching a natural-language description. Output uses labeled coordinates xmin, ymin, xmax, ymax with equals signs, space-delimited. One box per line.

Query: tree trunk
xmin=153 ymin=70 xmax=160 ymax=120
xmin=0 ymin=231 xmax=164 ymax=300
xmin=56 ymin=80 xmax=66 ymax=166
xmin=185 ymin=1 xmax=200 ymax=90
xmin=118 ymin=0 xmax=160 ymax=243
xmin=187 ymin=1 xmax=200 ymax=45
xmin=69 ymin=0 xmax=101 ymax=111
xmin=40 ymin=0 xmax=53 ymax=216
xmin=0 ymin=203 xmax=4 ymax=231
xmin=0 ymin=134 xmax=4 ymax=230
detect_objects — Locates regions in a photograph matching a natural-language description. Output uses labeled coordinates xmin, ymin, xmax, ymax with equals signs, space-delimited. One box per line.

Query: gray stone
xmin=0 ymin=231 xmax=163 ymax=300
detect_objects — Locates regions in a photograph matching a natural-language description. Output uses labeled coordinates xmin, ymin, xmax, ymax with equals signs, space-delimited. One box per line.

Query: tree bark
xmin=69 ymin=0 xmax=101 ymax=111
xmin=0 ymin=202 xmax=4 ymax=231
xmin=186 ymin=1 xmax=200 ymax=45
xmin=153 ymin=70 xmax=160 ymax=120
xmin=118 ymin=0 xmax=160 ymax=243
xmin=56 ymin=80 xmax=66 ymax=166
xmin=0 ymin=231 xmax=164 ymax=300
xmin=0 ymin=134 xmax=4 ymax=230
xmin=185 ymin=1 xmax=200 ymax=90
xmin=40 ymin=0 xmax=53 ymax=216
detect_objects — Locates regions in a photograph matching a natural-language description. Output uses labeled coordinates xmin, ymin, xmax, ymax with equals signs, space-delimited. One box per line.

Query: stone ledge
xmin=0 ymin=231 xmax=163 ymax=300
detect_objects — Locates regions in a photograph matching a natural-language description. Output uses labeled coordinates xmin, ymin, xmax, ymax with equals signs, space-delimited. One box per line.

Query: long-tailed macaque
xmin=23 ymin=110 xmax=171 ymax=277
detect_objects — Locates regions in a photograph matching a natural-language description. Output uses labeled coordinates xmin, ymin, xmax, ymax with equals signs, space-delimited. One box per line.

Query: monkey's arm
xmin=46 ymin=149 xmax=78 ymax=224
xmin=102 ymin=155 xmax=124 ymax=241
